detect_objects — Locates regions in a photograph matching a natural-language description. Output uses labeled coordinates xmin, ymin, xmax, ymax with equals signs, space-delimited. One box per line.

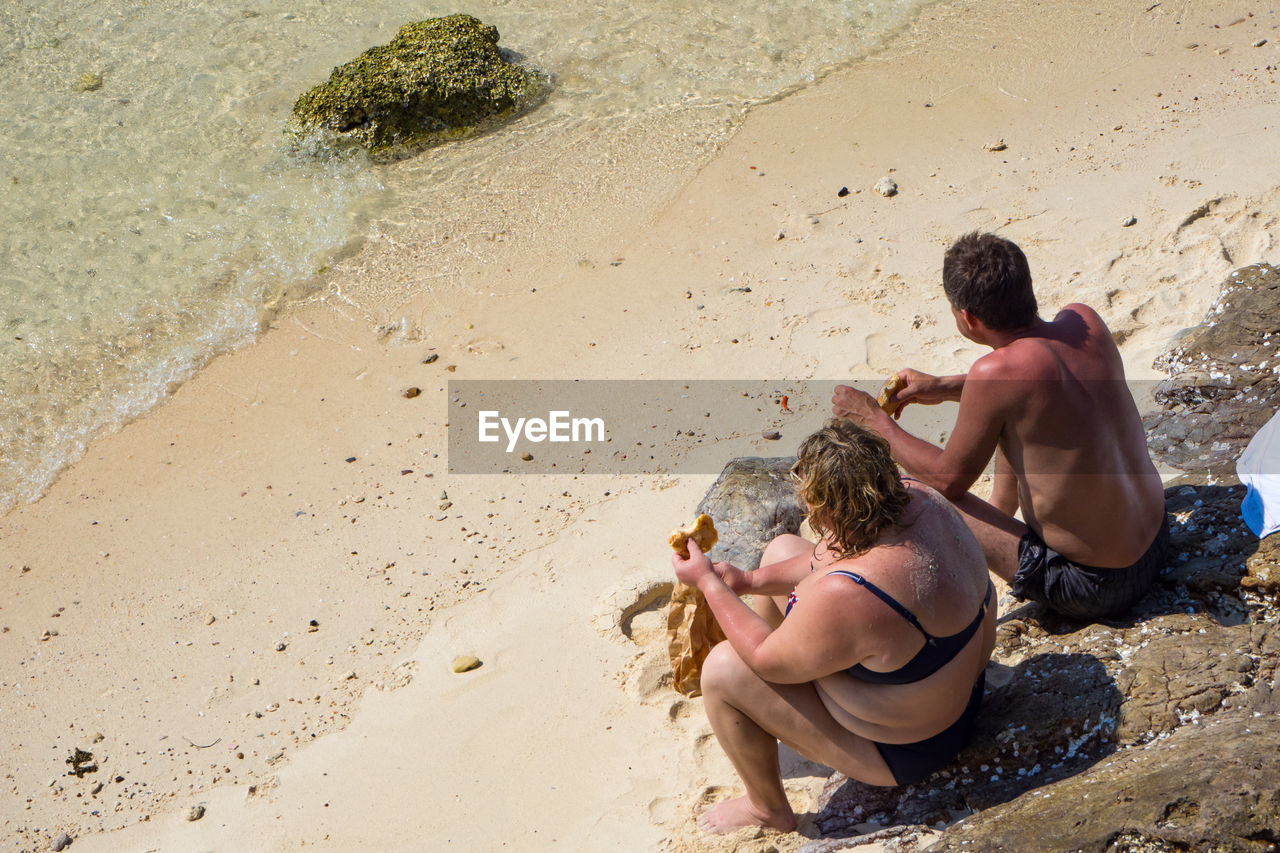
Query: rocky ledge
xmin=695 ymin=264 xmax=1280 ymax=852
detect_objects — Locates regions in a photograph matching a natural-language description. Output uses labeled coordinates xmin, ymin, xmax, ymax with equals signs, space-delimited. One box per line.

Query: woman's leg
xmin=752 ymin=533 xmax=813 ymax=627
xmin=697 ymin=642 xmax=896 ymax=835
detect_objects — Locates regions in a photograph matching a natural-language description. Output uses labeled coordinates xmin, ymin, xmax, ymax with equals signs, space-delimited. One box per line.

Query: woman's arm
xmin=736 ymin=550 xmax=814 ymax=597
xmin=675 ymin=541 xmax=870 ymax=684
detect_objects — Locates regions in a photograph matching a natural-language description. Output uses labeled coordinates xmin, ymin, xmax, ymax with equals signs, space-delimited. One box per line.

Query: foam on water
xmin=0 ymin=0 xmax=928 ymax=511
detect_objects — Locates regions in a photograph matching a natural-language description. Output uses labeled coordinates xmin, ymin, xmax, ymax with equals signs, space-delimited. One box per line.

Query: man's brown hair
xmin=942 ymin=232 xmax=1038 ymax=331
xmin=791 ymin=419 xmax=910 ymax=557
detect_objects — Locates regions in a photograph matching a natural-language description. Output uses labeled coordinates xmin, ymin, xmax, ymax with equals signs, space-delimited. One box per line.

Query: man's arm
xmin=833 ymin=360 xmax=1010 ymax=499
xmin=891 ymin=369 xmax=967 ymax=411
xmin=989 ymin=446 xmax=1021 ymax=516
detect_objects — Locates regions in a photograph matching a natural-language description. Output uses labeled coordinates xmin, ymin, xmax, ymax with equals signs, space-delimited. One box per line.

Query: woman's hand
xmin=672 ymin=538 xmax=714 ymax=587
xmin=709 ymin=557 xmax=750 ymax=594
xmin=672 ymin=539 xmax=746 ymax=592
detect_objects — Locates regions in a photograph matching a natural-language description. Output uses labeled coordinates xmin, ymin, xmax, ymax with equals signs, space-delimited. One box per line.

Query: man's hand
xmin=890 ymin=369 xmax=965 ymax=415
xmin=832 ymin=385 xmax=892 ymax=430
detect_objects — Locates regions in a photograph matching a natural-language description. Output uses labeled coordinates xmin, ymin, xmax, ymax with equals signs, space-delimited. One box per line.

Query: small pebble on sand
xmin=520 ymin=451 xmax=533 ymax=461
xmin=186 ymin=805 xmax=206 ymax=822
xmin=984 ymin=139 xmax=1007 ymax=151
xmin=451 ymin=654 xmax=482 ymax=673
xmin=762 ymin=430 xmax=782 ymax=440
xmin=1122 ymin=216 xmax=1138 ymax=227
xmin=52 ymin=832 xmax=72 ymax=851
xmin=423 ymin=353 xmax=439 ymax=364
xmin=402 ymin=387 xmax=421 ymax=398
xmin=874 ymin=176 xmax=898 ymax=197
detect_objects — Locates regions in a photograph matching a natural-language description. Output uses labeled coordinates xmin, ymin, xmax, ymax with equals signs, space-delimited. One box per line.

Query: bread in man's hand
xmin=669 ymin=514 xmax=718 ymax=559
xmin=877 ymin=374 xmax=907 ymax=416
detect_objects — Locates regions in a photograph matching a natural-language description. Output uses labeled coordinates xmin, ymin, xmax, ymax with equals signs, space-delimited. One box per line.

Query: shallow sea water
xmin=0 ymin=0 xmax=927 ymax=511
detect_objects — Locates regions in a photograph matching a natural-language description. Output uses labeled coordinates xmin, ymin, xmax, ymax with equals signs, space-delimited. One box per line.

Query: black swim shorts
xmin=1011 ymin=514 xmax=1171 ymax=620
xmin=873 ymin=671 xmax=985 ymax=787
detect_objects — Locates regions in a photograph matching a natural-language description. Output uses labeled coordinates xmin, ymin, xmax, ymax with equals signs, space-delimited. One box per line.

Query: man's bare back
xmin=950 ymin=303 xmax=1164 ymax=567
xmin=832 ymin=233 xmax=1169 ymax=620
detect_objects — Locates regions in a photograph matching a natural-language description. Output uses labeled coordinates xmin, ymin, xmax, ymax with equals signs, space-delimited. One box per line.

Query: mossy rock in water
xmin=291 ymin=14 xmax=547 ymax=161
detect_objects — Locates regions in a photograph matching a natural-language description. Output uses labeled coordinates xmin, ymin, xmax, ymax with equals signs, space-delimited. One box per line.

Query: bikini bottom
xmin=873 ymin=670 xmax=985 ymax=786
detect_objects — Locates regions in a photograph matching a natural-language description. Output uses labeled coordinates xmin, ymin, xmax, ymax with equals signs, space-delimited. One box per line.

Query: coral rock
xmin=291 ymin=14 xmax=548 ymax=161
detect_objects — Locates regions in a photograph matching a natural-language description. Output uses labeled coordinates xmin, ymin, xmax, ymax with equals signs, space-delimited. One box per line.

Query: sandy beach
xmin=3 ymin=0 xmax=1279 ymax=850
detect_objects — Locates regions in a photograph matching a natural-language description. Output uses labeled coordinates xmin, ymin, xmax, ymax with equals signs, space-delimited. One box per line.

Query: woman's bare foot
xmin=696 ymin=795 xmax=797 ymax=835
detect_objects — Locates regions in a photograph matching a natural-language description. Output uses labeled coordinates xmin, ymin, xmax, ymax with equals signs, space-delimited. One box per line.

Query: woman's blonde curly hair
xmin=791 ymin=419 xmax=911 ymax=557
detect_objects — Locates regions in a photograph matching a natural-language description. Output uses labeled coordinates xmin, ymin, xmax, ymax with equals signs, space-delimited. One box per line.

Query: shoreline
xmin=3 ymin=0 xmax=1279 ymax=850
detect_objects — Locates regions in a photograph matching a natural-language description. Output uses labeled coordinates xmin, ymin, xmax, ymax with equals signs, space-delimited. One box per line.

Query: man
xmin=832 ymin=232 xmax=1169 ymax=620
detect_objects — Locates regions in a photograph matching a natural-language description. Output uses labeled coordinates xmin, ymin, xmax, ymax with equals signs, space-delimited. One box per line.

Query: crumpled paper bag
xmin=667 ymin=581 xmax=727 ymax=698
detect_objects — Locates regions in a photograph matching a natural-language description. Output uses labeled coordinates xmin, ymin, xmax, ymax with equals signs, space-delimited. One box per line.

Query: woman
xmin=672 ymin=419 xmax=995 ymax=835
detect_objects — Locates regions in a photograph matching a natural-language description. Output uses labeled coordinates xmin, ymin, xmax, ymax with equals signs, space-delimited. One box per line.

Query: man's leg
xmin=697 ymin=641 xmax=895 ymax=835
xmin=951 ymin=491 xmax=1026 ymax=584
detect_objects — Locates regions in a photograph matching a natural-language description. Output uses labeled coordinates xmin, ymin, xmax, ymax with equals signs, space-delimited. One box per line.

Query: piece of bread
xmin=877 ymin=374 xmax=907 ymax=416
xmin=669 ymin=514 xmax=718 ymax=559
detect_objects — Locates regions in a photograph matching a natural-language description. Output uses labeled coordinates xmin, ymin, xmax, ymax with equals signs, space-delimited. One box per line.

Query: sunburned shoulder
xmin=1057 ymin=302 xmax=1103 ymax=322
xmin=903 ymin=477 xmax=947 ymax=507
xmin=969 ymin=343 xmax=1057 ymax=382
xmin=1052 ymin=302 xmax=1124 ymax=361
xmin=902 ymin=481 xmax=969 ymax=535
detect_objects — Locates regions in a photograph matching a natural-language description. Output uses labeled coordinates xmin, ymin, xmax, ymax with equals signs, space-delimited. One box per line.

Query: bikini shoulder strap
xmin=825 ymin=569 xmax=928 ymax=637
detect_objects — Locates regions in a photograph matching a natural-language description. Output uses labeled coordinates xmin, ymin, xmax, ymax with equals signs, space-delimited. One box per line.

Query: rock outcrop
xmin=694 ymin=265 xmax=1280 ymax=851
xmin=807 ymin=617 xmax=1280 ymax=853
xmin=694 ymin=456 xmax=805 ymax=570
xmin=1144 ymin=263 xmax=1280 ymax=480
xmin=290 ymin=14 xmax=548 ymax=161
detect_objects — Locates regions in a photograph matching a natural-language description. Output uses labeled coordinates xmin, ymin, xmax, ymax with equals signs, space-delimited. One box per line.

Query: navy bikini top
xmin=827 ymin=569 xmax=992 ymax=685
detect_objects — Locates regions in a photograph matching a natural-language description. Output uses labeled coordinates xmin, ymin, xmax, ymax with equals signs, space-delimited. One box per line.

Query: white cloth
xmin=1237 ymin=408 xmax=1280 ymax=539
